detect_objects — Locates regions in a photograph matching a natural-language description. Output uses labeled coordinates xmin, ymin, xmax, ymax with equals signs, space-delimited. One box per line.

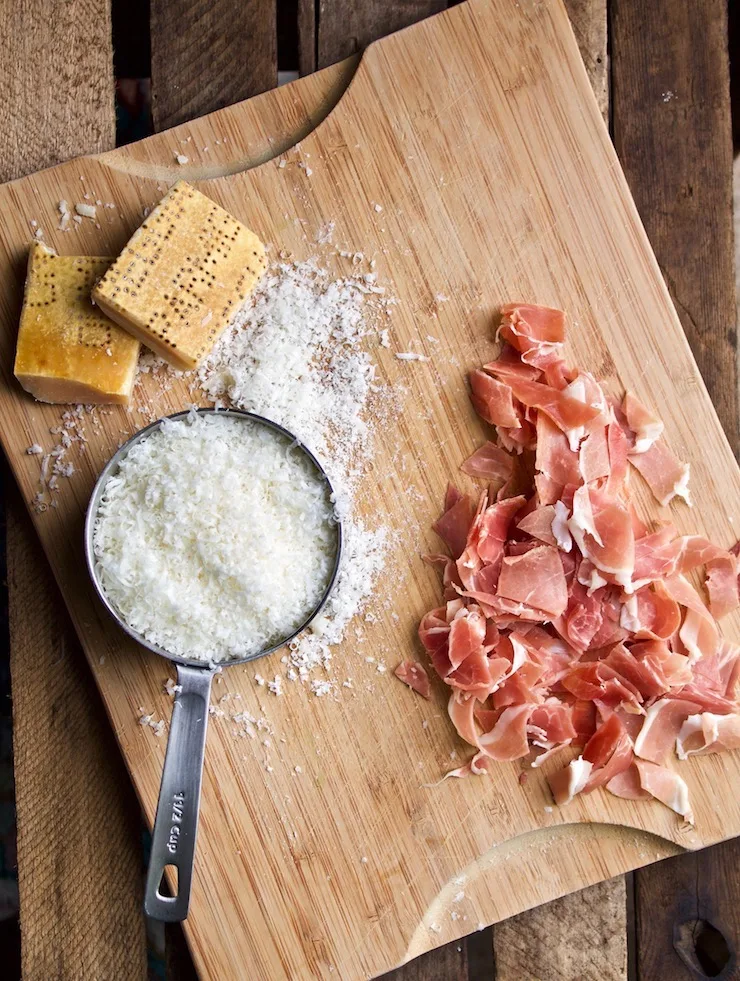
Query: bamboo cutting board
xmin=0 ymin=0 xmax=738 ymax=977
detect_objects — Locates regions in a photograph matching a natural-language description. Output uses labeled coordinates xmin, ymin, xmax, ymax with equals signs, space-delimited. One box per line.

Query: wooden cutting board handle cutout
xmin=100 ymin=56 xmax=361 ymax=183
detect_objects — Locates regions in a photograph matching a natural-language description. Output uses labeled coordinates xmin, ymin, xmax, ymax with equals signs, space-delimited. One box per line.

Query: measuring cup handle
xmin=144 ymin=664 xmax=214 ymax=921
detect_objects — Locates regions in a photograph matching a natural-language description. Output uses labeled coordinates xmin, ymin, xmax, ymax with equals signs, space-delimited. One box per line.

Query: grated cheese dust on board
xmin=196 ymin=260 xmax=395 ymax=683
xmin=92 ymin=410 xmax=338 ymax=663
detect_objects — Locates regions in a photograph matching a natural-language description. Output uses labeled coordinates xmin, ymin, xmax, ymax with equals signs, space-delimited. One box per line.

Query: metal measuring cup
xmin=84 ymin=408 xmax=342 ymax=921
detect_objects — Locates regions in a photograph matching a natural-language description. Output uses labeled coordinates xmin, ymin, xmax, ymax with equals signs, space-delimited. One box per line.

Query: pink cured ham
xmin=581 ymin=714 xmax=633 ymax=791
xmin=535 ymin=415 xmax=581 ymax=503
xmin=628 ymin=439 xmax=691 ymax=507
xmin=622 ymin=391 xmax=664 ymax=454
xmin=492 ymin=375 xmax=601 ymax=434
xmin=579 ymin=426 xmax=611 ymax=483
xmin=662 ymin=575 xmax=720 ymax=662
xmin=607 ymin=764 xmax=652 ymax=800
xmin=516 ymin=506 xmax=558 ymax=546
xmin=676 ymin=713 xmax=740 ymax=758
xmin=498 ymin=303 xmax=566 ymax=367
xmin=569 ymin=487 xmax=635 ymax=589
xmin=496 ymin=545 xmax=568 ymax=617
xmin=394 ymin=661 xmax=431 ymax=699
xmin=469 ymin=369 xmax=520 ymax=428
xmin=415 ymin=303 xmax=740 ymax=824
xmin=433 ymin=490 xmax=474 ymax=559
xmin=460 ymin=441 xmax=514 ymax=488
xmin=633 ymin=698 xmax=701 ymax=765
xmin=633 ymin=760 xmax=694 ymax=823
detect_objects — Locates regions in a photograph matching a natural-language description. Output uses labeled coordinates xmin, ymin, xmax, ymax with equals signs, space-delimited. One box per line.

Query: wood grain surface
xmin=150 ymin=0 xmax=278 ymax=131
xmin=0 ymin=0 xmax=115 ymax=182
xmin=1 ymin=1 xmax=738 ymax=978
xmin=634 ymin=841 xmax=740 ymax=979
xmin=315 ymin=1 xmax=447 ymax=66
xmin=0 ymin=2 xmax=147 ymax=978
xmin=7 ymin=482 xmax=147 ymax=981
xmin=493 ymin=878 xmax=628 ymax=981
xmin=611 ymin=0 xmax=738 ymax=454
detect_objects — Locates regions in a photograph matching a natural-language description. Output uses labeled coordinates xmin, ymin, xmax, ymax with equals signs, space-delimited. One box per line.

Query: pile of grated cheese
xmin=196 ymin=259 xmax=395 ymax=682
xmin=92 ymin=411 xmax=338 ymax=663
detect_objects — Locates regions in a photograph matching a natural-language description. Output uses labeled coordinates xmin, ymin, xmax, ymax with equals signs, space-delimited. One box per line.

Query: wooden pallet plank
xmin=488 ymin=3 xmax=624 ymax=979
xmin=634 ymin=842 xmax=740 ymax=980
xmin=0 ymin=2 xmax=146 ymax=978
xmin=611 ymin=0 xmax=739 ymax=976
xmin=308 ymin=3 xmax=622 ymax=979
xmin=611 ymin=0 xmax=738 ymax=451
xmin=5 ymin=481 xmax=147 ymax=981
xmin=150 ymin=0 xmax=278 ymax=132
xmin=493 ymin=878 xmax=628 ymax=981
xmin=315 ymin=0 xmax=447 ymax=67
xmin=0 ymin=0 xmax=116 ymax=182
xmin=147 ymin=5 xmax=280 ymax=973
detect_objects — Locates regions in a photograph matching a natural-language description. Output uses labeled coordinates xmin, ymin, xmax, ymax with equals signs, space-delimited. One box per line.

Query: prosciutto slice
xmin=413 ymin=303 xmax=739 ymax=827
xmin=629 ymin=440 xmax=691 ymax=507
xmin=394 ymin=661 xmax=431 ymax=699
xmin=460 ymin=441 xmax=514 ymax=487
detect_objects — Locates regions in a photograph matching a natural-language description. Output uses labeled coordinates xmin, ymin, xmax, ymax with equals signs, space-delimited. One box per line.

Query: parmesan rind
xmin=92 ymin=181 xmax=267 ymax=370
xmin=14 ymin=243 xmax=140 ymax=404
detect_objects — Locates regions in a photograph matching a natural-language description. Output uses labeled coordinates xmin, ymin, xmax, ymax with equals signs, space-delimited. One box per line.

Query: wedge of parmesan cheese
xmin=14 ymin=243 xmax=140 ymax=404
xmin=92 ymin=181 xmax=267 ymax=370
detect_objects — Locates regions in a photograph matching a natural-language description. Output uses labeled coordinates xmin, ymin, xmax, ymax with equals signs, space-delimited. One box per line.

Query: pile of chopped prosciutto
xmin=410 ymin=303 xmax=740 ymax=824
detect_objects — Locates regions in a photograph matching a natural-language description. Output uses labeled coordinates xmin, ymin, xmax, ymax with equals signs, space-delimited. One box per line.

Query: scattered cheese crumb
xmin=26 ymin=444 xmax=43 ymax=455
xmin=164 ymin=678 xmax=182 ymax=697
xmin=395 ymin=352 xmax=429 ymax=362
xmin=176 ymin=153 xmax=189 ymax=165
xmin=373 ymin=203 xmax=383 ymax=213
xmin=74 ymin=203 xmax=96 ymax=219
xmin=360 ymin=856 xmax=368 ymax=864
xmin=268 ymin=675 xmax=283 ymax=696
xmin=311 ymin=679 xmax=333 ymax=697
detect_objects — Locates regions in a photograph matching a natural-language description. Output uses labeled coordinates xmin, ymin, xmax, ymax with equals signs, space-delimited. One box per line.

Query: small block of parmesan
xmin=92 ymin=181 xmax=267 ymax=370
xmin=74 ymin=203 xmax=97 ymax=219
xmin=14 ymin=243 xmax=140 ymax=404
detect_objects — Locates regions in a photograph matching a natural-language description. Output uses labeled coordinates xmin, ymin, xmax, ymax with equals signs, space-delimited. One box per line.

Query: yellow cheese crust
xmin=14 ymin=244 xmax=141 ymax=404
xmin=92 ymin=181 xmax=267 ymax=370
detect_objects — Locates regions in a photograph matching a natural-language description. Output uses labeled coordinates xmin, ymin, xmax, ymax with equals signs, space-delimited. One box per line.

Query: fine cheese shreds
xmin=198 ymin=261 xmax=375 ymax=476
xmin=197 ymin=260 xmax=394 ymax=678
xmin=92 ymin=411 xmax=338 ymax=662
